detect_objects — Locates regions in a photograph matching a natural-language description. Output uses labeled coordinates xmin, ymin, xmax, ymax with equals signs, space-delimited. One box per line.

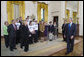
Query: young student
xmin=48 ymin=21 xmax=54 ymax=41
xmin=3 ymin=21 xmax=9 ymax=48
xmin=26 ymin=16 xmax=31 ymax=26
xmin=33 ymin=20 xmax=39 ymax=43
xmin=28 ymin=21 xmax=36 ymax=44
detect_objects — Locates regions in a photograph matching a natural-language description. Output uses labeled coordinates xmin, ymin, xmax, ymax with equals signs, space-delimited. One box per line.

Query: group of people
xmin=3 ymin=16 xmax=76 ymax=54
xmin=3 ymin=16 xmax=58 ymax=52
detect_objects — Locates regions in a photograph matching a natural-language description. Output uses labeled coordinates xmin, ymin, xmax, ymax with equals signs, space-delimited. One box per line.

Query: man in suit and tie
xmin=8 ymin=20 xmax=17 ymax=51
xmin=64 ymin=18 xmax=76 ymax=55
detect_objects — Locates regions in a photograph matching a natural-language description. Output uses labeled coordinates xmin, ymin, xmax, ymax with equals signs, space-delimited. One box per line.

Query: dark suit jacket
xmin=48 ymin=25 xmax=54 ymax=33
xmin=62 ymin=24 xmax=67 ymax=34
xmin=19 ymin=25 xmax=30 ymax=45
xmin=64 ymin=23 xmax=76 ymax=38
xmin=8 ymin=24 xmax=17 ymax=38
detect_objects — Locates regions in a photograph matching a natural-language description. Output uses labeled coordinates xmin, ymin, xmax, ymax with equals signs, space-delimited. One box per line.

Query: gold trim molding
xmin=7 ymin=1 xmax=25 ymax=24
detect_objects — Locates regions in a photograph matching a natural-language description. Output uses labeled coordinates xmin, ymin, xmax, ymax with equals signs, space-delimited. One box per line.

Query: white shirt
xmin=32 ymin=22 xmax=36 ymax=25
xmin=15 ymin=22 xmax=20 ymax=30
xmin=28 ymin=25 xmax=34 ymax=32
xmin=27 ymin=19 xmax=31 ymax=26
xmin=70 ymin=22 xmax=73 ymax=27
xmin=33 ymin=24 xmax=38 ymax=30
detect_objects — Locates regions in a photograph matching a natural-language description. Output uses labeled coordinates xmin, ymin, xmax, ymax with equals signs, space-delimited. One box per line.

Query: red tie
xmin=13 ymin=24 xmax=16 ymax=30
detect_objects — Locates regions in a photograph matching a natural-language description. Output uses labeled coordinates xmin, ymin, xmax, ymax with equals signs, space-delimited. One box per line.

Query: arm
xmin=7 ymin=25 xmax=11 ymax=34
xmin=73 ymin=24 xmax=77 ymax=36
xmin=64 ymin=24 xmax=67 ymax=37
xmin=71 ymin=24 xmax=76 ymax=39
xmin=62 ymin=24 xmax=64 ymax=30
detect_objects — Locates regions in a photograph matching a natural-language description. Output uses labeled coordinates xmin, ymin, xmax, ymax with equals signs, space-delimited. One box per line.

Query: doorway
xmin=53 ymin=16 xmax=58 ymax=37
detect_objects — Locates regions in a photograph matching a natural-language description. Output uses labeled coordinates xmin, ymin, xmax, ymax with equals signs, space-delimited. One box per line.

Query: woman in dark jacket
xmin=19 ymin=20 xmax=31 ymax=52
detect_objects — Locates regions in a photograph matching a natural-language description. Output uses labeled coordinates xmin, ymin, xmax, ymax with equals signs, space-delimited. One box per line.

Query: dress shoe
xmin=14 ymin=48 xmax=17 ymax=49
xmin=70 ymin=50 xmax=73 ymax=52
xmin=65 ymin=52 xmax=70 ymax=55
xmin=10 ymin=49 xmax=14 ymax=51
xmin=24 ymin=50 xmax=28 ymax=52
xmin=20 ymin=46 xmax=23 ymax=49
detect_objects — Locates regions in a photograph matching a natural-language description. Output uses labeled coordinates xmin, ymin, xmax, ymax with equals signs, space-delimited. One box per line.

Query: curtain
xmin=44 ymin=4 xmax=48 ymax=22
xmin=7 ymin=1 xmax=14 ymax=24
xmin=7 ymin=1 xmax=25 ymax=24
xmin=37 ymin=2 xmax=41 ymax=23
xmin=73 ymin=12 xmax=77 ymax=23
xmin=37 ymin=2 xmax=48 ymax=23
xmin=65 ymin=9 xmax=70 ymax=22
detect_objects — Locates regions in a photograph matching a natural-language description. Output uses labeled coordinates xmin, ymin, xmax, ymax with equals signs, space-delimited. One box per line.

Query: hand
xmin=29 ymin=34 xmax=31 ymax=37
xmin=32 ymin=31 xmax=35 ymax=34
xmin=64 ymin=35 xmax=66 ymax=38
xmin=42 ymin=31 xmax=44 ymax=32
xmin=71 ymin=36 xmax=74 ymax=39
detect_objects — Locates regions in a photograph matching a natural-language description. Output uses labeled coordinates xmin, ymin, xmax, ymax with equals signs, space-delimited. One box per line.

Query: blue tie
xmin=69 ymin=24 xmax=71 ymax=31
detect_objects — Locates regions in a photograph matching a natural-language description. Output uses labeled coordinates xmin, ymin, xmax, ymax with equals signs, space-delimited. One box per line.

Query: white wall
xmin=1 ymin=1 xmax=83 ymax=36
xmin=1 ymin=1 xmax=7 ymax=36
xmin=25 ymin=1 xmax=37 ymax=20
xmin=60 ymin=1 xmax=66 ymax=33
xmin=79 ymin=1 xmax=83 ymax=36
xmin=48 ymin=1 xmax=65 ymax=33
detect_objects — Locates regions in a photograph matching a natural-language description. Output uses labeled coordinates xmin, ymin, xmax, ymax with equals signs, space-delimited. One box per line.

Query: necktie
xmin=69 ymin=24 xmax=71 ymax=31
xmin=13 ymin=24 xmax=16 ymax=30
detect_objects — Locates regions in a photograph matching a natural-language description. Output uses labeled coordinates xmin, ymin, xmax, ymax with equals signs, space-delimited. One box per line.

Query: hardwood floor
xmin=51 ymin=38 xmax=83 ymax=56
xmin=1 ymin=35 xmax=83 ymax=56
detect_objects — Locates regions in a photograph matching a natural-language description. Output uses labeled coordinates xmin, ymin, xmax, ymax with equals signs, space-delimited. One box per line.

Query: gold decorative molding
xmin=37 ymin=2 xmax=48 ymax=23
xmin=7 ymin=1 xmax=25 ymax=24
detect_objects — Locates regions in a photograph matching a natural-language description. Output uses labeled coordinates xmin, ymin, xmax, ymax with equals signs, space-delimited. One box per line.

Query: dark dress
xmin=19 ymin=25 xmax=30 ymax=52
xmin=44 ymin=25 xmax=49 ymax=37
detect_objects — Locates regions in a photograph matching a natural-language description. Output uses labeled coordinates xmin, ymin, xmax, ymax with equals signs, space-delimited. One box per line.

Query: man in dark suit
xmin=62 ymin=20 xmax=67 ymax=42
xmin=64 ymin=18 xmax=76 ymax=55
xmin=8 ymin=20 xmax=17 ymax=51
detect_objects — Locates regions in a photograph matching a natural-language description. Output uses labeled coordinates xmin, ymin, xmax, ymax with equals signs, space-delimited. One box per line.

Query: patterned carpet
xmin=1 ymin=38 xmax=82 ymax=56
